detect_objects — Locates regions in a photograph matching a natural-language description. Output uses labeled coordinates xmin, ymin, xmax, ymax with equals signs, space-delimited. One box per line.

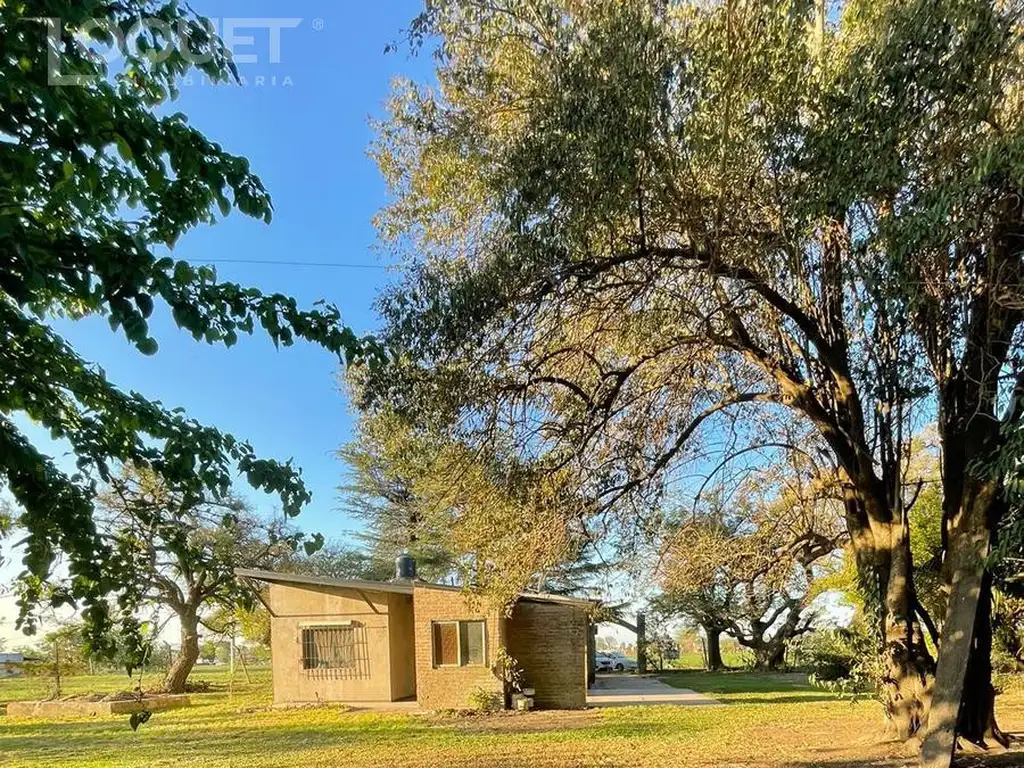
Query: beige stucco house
xmin=236 ymin=567 xmax=594 ymax=710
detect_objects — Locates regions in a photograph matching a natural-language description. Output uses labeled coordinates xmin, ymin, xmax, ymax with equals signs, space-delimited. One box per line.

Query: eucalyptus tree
xmin=1 ymin=2 xmax=371 ymax=648
xmin=367 ymin=0 xmax=1024 ymax=755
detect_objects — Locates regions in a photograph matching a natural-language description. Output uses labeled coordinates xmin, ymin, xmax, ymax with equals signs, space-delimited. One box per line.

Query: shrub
xmin=468 ymin=687 xmax=503 ymax=712
xmin=183 ymin=679 xmax=212 ymax=693
xmin=792 ymin=626 xmax=873 ymax=682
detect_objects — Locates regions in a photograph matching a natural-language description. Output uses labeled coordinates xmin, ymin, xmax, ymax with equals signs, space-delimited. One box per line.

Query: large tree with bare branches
xmin=367 ymin=0 xmax=1024 ymax=760
xmin=657 ymin=458 xmax=846 ymax=669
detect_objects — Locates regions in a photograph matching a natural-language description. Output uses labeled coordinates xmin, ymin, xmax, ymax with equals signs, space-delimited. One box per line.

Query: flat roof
xmin=234 ymin=568 xmax=597 ymax=607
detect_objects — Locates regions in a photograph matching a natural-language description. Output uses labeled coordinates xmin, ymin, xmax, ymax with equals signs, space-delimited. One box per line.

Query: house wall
xmin=267 ymin=582 xmax=395 ymax=704
xmin=506 ymin=600 xmax=588 ymax=709
xmin=387 ymin=593 xmax=417 ymax=700
xmin=412 ymin=584 xmax=505 ymax=709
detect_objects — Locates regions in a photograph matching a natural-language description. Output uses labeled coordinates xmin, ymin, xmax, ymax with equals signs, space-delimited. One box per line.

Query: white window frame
xmin=431 ymin=619 xmax=487 ymax=668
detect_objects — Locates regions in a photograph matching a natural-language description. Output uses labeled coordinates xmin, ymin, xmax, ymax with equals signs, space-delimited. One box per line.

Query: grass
xmin=3 ymin=668 xmax=1024 ymax=768
xmin=659 ymin=668 xmax=837 ymax=704
xmin=0 ymin=665 xmax=259 ymax=704
xmin=661 ymin=649 xmax=748 ymax=670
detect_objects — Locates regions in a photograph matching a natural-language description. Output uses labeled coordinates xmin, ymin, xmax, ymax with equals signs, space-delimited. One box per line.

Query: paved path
xmin=586 ymin=674 xmax=720 ymax=708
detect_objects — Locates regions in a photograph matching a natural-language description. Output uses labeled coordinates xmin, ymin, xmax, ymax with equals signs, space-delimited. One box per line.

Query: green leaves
xmin=0 ymin=1 xmax=375 ymax=645
xmin=129 ymin=710 xmax=152 ymax=731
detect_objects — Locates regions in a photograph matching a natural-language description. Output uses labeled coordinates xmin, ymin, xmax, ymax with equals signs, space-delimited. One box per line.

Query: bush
xmin=792 ymin=626 xmax=872 ymax=682
xmin=467 ymin=687 xmax=503 ymax=712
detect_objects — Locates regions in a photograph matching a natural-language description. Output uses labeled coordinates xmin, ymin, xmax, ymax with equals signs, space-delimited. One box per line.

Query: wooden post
xmin=53 ymin=640 xmax=61 ymax=699
xmin=636 ymin=614 xmax=647 ymax=674
xmin=237 ymin=645 xmax=252 ymax=684
xmin=587 ymin=623 xmax=597 ymax=687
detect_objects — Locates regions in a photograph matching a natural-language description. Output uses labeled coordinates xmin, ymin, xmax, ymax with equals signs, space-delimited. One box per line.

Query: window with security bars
xmin=300 ymin=626 xmax=359 ymax=676
xmin=432 ymin=620 xmax=486 ymax=667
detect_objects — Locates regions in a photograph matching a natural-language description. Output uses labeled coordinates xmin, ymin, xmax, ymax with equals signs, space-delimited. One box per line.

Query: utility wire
xmin=181 ymin=258 xmax=387 ymax=270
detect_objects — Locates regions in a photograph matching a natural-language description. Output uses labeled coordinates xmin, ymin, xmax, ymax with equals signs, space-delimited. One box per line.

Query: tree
xmin=96 ymin=466 xmax=303 ymax=693
xmin=341 ymin=403 xmax=594 ymax=599
xmin=338 ymin=408 xmax=454 ymax=580
xmin=653 ymin=588 xmax=731 ymax=671
xmin=1 ymin=1 xmax=371 ymax=647
xmin=280 ymin=540 xmax=395 ymax=582
xmin=198 ymin=641 xmax=218 ymax=665
xmin=367 ymin=1 xmax=1024 ymax=752
xmin=657 ymin=481 xmax=839 ymax=670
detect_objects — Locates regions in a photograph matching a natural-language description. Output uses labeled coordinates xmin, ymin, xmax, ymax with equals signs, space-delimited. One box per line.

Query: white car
xmin=596 ymin=651 xmax=638 ymax=672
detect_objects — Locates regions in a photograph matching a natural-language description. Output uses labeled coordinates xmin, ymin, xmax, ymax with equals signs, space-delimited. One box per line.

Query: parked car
xmin=596 ymin=651 xmax=638 ymax=672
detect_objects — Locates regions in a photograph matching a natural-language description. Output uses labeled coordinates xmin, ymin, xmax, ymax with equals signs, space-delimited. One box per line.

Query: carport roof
xmin=235 ymin=568 xmax=597 ymax=607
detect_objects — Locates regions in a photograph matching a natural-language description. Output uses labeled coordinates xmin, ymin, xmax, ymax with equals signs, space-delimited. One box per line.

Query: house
xmin=0 ymin=653 xmax=29 ymax=678
xmin=236 ymin=560 xmax=595 ymax=710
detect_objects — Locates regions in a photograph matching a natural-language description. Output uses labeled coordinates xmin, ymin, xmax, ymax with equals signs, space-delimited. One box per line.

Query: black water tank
xmin=395 ymin=553 xmax=417 ymax=580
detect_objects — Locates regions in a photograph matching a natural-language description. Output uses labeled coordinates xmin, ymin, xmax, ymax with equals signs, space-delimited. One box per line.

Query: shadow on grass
xmin=779 ymin=761 xmax=901 ymax=768
xmin=659 ymin=670 xmax=820 ymax=695
xmin=718 ymin=694 xmax=842 ymax=705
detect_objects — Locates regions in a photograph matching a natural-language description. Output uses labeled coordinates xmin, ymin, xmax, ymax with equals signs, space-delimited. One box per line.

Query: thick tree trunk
xmin=921 ymin=480 xmax=1002 ymax=767
xmin=866 ymin=523 xmax=935 ymax=741
xmin=163 ymin=608 xmax=200 ymax=694
xmin=957 ymin=574 xmax=1007 ymax=747
xmin=704 ymin=626 xmax=724 ymax=670
xmin=879 ymin=609 xmax=934 ymax=741
xmin=750 ymin=641 xmax=786 ymax=670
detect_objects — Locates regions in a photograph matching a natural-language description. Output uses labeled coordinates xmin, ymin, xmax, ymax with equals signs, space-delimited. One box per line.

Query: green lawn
xmin=3 ymin=668 xmax=1024 ymax=767
xmin=0 ymin=665 xmax=264 ymax=705
xmin=660 ymin=649 xmax=748 ymax=670
xmin=659 ymin=669 xmax=836 ymax=703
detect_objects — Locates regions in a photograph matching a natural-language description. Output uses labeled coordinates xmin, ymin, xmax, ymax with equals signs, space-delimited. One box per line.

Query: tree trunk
xmin=957 ymin=574 xmax=1006 ymax=747
xmin=866 ymin=522 xmax=935 ymax=741
xmin=704 ymin=626 xmax=724 ymax=670
xmin=636 ymin=613 xmax=647 ymax=673
xmin=750 ymin=641 xmax=786 ymax=671
xmin=163 ymin=607 xmax=200 ymax=694
xmin=921 ymin=477 xmax=1001 ymax=767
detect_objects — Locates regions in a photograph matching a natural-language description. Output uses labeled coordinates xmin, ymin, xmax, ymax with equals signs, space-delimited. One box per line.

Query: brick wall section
xmin=506 ymin=599 xmax=588 ymax=709
xmin=412 ymin=584 xmax=505 ymax=709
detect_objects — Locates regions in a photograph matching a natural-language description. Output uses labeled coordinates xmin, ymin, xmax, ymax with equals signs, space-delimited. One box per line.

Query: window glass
xmin=433 ymin=622 xmax=459 ymax=666
xmin=460 ymin=621 xmax=486 ymax=666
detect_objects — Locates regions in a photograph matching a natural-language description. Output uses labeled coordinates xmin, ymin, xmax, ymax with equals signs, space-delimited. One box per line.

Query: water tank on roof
xmin=395 ymin=552 xmax=417 ymax=580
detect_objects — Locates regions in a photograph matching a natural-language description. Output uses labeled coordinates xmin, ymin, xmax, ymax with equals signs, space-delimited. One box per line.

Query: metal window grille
xmin=300 ymin=626 xmax=366 ymax=679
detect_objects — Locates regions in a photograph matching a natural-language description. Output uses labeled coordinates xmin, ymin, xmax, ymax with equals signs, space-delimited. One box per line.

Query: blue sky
xmin=22 ymin=2 xmax=432 ymax=539
xmin=4 ymin=3 xmax=651 ymax=648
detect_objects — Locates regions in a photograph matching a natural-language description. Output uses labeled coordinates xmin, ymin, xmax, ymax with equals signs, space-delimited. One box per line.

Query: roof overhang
xmin=234 ymin=568 xmax=599 ymax=608
xmin=234 ymin=568 xmax=414 ymax=595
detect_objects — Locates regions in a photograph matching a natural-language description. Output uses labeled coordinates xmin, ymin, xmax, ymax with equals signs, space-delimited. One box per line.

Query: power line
xmin=182 ymin=258 xmax=387 ymax=270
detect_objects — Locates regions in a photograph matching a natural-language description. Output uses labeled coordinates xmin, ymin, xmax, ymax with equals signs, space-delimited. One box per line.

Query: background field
xmin=5 ymin=668 xmax=1024 ymax=768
